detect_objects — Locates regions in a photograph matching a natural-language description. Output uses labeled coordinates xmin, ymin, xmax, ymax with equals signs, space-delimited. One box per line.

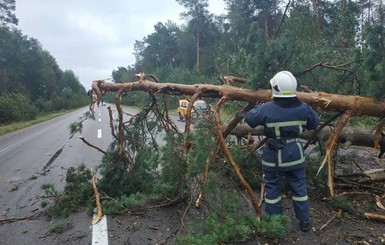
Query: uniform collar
xmin=273 ymin=97 xmax=301 ymax=107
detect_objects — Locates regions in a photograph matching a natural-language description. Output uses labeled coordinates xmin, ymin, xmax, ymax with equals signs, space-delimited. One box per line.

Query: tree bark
xmin=364 ymin=212 xmax=385 ymax=222
xmin=227 ymin=124 xmax=385 ymax=158
xmin=92 ymin=78 xmax=385 ymax=118
xmin=91 ymin=171 xmax=103 ymax=225
xmin=214 ymin=97 xmax=261 ymax=218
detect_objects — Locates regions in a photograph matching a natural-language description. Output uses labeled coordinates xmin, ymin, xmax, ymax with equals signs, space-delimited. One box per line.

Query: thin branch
xmin=318 ymin=111 xmax=352 ymax=196
xmin=115 ymin=91 xmax=125 ymax=154
xmin=335 ymin=177 xmax=385 ymax=193
xmin=196 ymin=147 xmax=221 ymax=208
xmin=0 ymin=208 xmax=48 ymax=223
xmin=223 ymin=102 xmax=256 ymax=138
xmin=214 ymin=96 xmax=261 ymax=218
xmin=78 ymin=136 xmax=107 ymax=155
xmin=319 ymin=209 xmax=342 ymax=231
xmin=107 ymin=106 xmax=117 ymax=140
xmin=304 ymin=112 xmax=342 ymax=149
xmin=222 ymin=75 xmax=246 ymax=86
xmin=274 ymin=0 xmax=291 ymax=39
xmin=303 ymin=61 xmax=363 ymax=94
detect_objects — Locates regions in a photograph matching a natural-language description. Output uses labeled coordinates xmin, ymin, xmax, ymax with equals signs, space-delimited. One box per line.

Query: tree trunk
xmin=229 ymin=124 xmax=385 ymax=157
xmin=311 ymin=0 xmax=322 ymax=36
xmin=92 ymin=77 xmax=385 ymax=118
xmin=196 ymin=30 xmax=200 ymax=73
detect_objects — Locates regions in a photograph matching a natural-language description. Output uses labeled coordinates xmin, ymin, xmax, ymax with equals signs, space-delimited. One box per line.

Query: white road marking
xmin=97 ymin=129 xmax=102 ymax=139
xmin=98 ymin=118 xmax=101 ymax=122
xmin=92 ymin=215 xmax=109 ymax=245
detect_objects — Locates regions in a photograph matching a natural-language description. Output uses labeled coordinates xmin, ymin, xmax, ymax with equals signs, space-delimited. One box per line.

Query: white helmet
xmin=270 ymin=71 xmax=297 ymax=98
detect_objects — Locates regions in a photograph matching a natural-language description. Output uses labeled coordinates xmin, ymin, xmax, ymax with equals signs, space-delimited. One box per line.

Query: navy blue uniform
xmin=245 ymin=97 xmax=319 ymax=221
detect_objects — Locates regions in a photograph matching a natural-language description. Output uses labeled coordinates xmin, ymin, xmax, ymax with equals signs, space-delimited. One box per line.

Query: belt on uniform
xmin=266 ymin=138 xmax=300 ymax=150
xmin=284 ymin=138 xmax=301 ymax=143
xmin=266 ymin=138 xmax=300 ymax=173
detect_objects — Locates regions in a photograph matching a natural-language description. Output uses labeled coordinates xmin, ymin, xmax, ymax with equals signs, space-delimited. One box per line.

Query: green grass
xmin=0 ymin=109 xmax=79 ymax=136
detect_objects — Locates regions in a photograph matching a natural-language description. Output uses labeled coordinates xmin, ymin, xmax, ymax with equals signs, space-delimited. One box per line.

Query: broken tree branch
xmin=364 ymin=212 xmax=385 ymax=222
xmin=214 ymin=96 xmax=261 ymax=218
xmin=318 ymin=111 xmax=352 ymax=196
xmin=90 ymin=75 xmax=385 ymax=201
xmin=0 ymin=209 xmax=48 ymax=223
xmin=91 ymin=77 xmax=385 ymax=118
xmin=319 ymin=209 xmax=342 ymax=231
xmin=91 ymin=171 xmax=103 ymax=225
xmin=78 ymin=136 xmax=107 ymax=155
xmin=107 ymin=106 xmax=117 ymax=140
xmin=375 ymin=194 xmax=385 ymax=211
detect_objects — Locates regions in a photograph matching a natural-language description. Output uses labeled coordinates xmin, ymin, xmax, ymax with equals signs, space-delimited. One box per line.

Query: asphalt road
xmin=0 ymin=105 xmax=117 ymax=244
xmin=0 ymin=104 xmax=185 ymax=245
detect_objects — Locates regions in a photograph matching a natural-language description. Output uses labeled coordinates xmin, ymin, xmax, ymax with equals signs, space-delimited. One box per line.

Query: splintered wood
xmin=92 ymin=171 xmax=103 ymax=225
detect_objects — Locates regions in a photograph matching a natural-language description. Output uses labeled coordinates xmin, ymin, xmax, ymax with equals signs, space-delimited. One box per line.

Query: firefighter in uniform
xmin=245 ymin=71 xmax=319 ymax=232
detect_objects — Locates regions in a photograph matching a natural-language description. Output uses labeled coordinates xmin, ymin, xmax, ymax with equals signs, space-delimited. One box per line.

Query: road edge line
xmin=92 ymin=214 xmax=109 ymax=245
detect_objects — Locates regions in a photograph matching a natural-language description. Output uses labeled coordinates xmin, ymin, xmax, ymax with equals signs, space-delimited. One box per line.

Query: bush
xmin=33 ymin=97 xmax=54 ymax=112
xmin=330 ymin=195 xmax=353 ymax=212
xmin=41 ymin=165 xmax=94 ymax=218
xmin=176 ymin=183 xmax=290 ymax=244
xmin=0 ymin=93 xmax=38 ymax=123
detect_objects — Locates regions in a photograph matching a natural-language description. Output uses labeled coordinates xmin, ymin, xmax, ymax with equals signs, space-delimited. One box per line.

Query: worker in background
xmin=245 ymin=71 xmax=320 ymax=232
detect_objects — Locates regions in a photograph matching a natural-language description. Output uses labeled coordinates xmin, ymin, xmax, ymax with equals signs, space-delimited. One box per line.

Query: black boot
xmin=299 ymin=219 xmax=311 ymax=232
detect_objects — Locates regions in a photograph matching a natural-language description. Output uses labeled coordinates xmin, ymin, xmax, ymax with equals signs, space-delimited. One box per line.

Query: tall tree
xmin=311 ymin=0 xmax=322 ymax=36
xmin=252 ymin=0 xmax=280 ymax=41
xmin=60 ymin=70 xmax=84 ymax=93
xmin=133 ymin=40 xmax=146 ymax=71
xmin=133 ymin=21 xmax=180 ymax=73
xmin=176 ymin=0 xmax=213 ymax=72
xmin=112 ymin=66 xmax=137 ymax=83
xmin=143 ymin=21 xmax=180 ymax=71
xmin=362 ymin=1 xmax=385 ymax=98
xmin=225 ymin=0 xmax=279 ymax=44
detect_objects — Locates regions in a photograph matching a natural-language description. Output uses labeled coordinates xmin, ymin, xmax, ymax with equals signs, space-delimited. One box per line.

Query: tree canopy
xmin=126 ymin=0 xmax=385 ymax=101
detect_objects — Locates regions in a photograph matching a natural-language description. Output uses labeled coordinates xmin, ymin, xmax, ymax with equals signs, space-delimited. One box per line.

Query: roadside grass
xmin=0 ymin=109 xmax=80 ymax=136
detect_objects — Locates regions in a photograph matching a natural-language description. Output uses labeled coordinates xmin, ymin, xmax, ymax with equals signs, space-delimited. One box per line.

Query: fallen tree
xmin=90 ymin=73 xmax=385 ymax=216
xmin=229 ymin=124 xmax=385 ymax=158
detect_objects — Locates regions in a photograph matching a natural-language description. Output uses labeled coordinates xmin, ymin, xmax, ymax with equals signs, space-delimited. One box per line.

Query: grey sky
xmin=15 ymin=0 xmax=226 ymax=89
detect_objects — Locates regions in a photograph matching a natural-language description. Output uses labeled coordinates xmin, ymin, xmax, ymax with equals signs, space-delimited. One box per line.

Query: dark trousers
xmin=263 ymin=167 xmax=310 ymax=221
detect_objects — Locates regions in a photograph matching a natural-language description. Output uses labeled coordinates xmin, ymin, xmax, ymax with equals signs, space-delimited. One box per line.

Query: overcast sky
xmin=15 ymin=0 xmax=227 ymax=89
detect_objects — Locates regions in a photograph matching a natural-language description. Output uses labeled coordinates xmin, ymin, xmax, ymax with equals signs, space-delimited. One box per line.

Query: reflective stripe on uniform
xmin=265 ymin=195 xmax=282 ymax=204
xmin=263 ymin=120 xmax=306 ymax=168
xmin=297 ymin=141 xmax=304 ymax=160
xmin=292 ymin=195 xmax=308 ymax=202
xmin=262 ymin=155 xmax=305 ymax=168
xmin=278 ymin=149 xmax=282 ymax=164
xmin=265 ymin=120 xmax=307 ymax=138
xmin=264 ymin=141 xmax=304 ymax=167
